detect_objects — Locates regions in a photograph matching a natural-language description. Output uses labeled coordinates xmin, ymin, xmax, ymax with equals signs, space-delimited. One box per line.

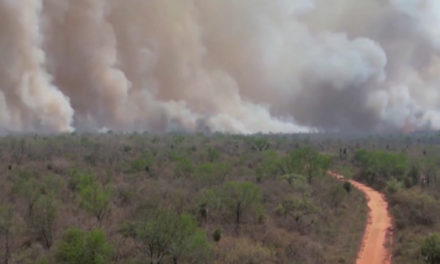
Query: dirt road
xmin=328 ymin=171 xmax=393 ymax=264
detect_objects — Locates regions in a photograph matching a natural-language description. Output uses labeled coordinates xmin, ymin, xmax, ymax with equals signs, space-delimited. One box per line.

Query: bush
xmin=276 ymin=197 xmax=317 ymax=231
xmin=256 ymin=151 xmax=282 ymax=182
xmin=213 ymin=229 xmax=222 ymax=242
xmin=56 ymin=228 xmax=113 ymax=264
xmin=201 ymin=181 xmax=263 ymax=225
xmin=193 ymin=162 xmax=230 ymax=187
xmin=207 ymin=147 xmax=219 ymax=162
xmin=78 ymin=183 xmax=111 ymax=224
xmin=280 ymin=147 xmax=332 ymax=184
xmin=353 ymin=150 xmax=408 ymax=187
xmin=215 ymin=237 xmax=275 ymax=264
xmin=391 ymin=189 xmax=440 ymax=228
xmin=128 ymin=153 xmax=153 ymax=174
xmin=121 ymin=209 xmax=211 ymax=264
xmin=31 ymin=195 xmax=57 ymax=249
xmin=72 ymin=172 xmax=111 ymax=223
xmin=421 ymin=234 xmax=440 ymax=264
xmin=343 ymin=182 xmax=352 ymax=193
xmin=386 ymin=178 xmax=403 ymax=194
xmin=174 ymin=157 xmax=194 ymax=178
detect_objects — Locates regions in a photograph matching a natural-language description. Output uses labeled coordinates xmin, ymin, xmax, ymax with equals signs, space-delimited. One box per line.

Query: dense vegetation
xmin=335 ymin=133 xmax=440 ymax=264
xmin=1 ymin=132 xmax=440 ymax=263
xmin=0 ymin=134 xmax=366 ymax=264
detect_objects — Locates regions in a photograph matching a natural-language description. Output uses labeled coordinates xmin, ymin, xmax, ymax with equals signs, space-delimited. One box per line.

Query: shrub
xmin=280 ymin=148 xmax=332 ymax=184
xmin=215 ymin=237 xmax=274 ymax=264
xmin=0 ymin=205 xmax=14 ymax=263
xmin=391 ymin=189 xmax=440 ymax=228
xmin=31 ymin=195 xmax=57 ymax=249
xmin=72 ymin=172 xmax=111 ymax=223
xmin=78 ymin=183 xmax=111 ymax=224
xmin=421 ymin=233 xmax=440 ymax=264
xmin=56 ymin=228 xmax=113 ymax=264
xmin=353 ymin=150 xmax=408 ymax=187
xmin=386 ymin=178 xmax=403 ymax=194
xmin=213 ymin=229 xmax=222 ymax=242
xmin=204 ymin=181 xmax=263 ymax=225
xmin=343 ymin=182 xmax=352 ymax=193
xmin=128 ymin=153 xmax=153 ymax=174
xmin=193 ymin=162 xmax=230 ymax=187
xmin=174 ymin=157 xmax=194 ymax=178
xmin=121 ymin=209 xmax=211 ymax=264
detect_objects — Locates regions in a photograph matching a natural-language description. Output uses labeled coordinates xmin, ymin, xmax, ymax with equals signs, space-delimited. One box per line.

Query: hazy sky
xmin=0 ymin=0 xmax=439 ymax=134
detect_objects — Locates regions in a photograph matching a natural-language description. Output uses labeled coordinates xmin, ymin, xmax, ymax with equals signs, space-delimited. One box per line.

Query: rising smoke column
xmin=42 ymin=0 xmax=132 ymax=131
xmin=107 ymin=0 xmax=309 ymax=133
xmin=1 ymin=0 xmax=440 ymax=133
xmin=0 ymin=0 xmax=73 ymax=133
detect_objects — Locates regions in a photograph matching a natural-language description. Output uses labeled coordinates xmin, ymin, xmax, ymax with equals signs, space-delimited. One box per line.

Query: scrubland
xmin=0 ymin=132 xmax=439 ymax=263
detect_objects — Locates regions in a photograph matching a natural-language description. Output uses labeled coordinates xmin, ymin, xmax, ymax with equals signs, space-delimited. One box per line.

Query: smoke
xmin=0 ymin=0 xmax=439 ymax=133
xmin=0 ymin=0 xmax=73 ymax=133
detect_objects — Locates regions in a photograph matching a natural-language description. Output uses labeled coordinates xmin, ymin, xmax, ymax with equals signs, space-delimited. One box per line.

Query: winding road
xmin=328 ymin=171 xmax=393 ymax=264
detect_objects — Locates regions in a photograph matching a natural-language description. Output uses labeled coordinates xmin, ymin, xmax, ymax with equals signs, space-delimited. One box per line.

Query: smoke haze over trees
xmin=1 ymin=0 xmax=440 ymax=134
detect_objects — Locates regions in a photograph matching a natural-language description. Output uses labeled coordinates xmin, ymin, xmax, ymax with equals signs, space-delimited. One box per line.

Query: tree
xmin=12 ymin=173 xmax=62 ymax=249
xmin=10 ymin=138 xmax=26 ymax=165
xmin=121 ymin=210 xmax=211 ymax=264
xmin=281 ymin=148 xmax=332 ymax=184
xmin=343 ymin=182 xmax=352 ymax=193
xmin=13 ymin=172 xmax=63 ymax=217
xmin=73 ymin=172 xmax=111 ymax=224
xmin=193 ymin=162 xmax=230 ymax=187
xmin=221 ymin=182 xmax=262 ymax=225
xmin=256 ymin=151 xmax=282 ymax=182
xmin=215 ymin=237 xmax=274 ymax=264
xmin=421 ymin=233 xmax=440 ymax=264
xmin=276 ymin=197 xmax=317 ymax=231
xmin=168 ymin=215 xmax=210 ymax=264
xmin=12 ymin=171 xmax=43 ymax=217
xmin=78 ymin=183 xmax=111 ymax=224
xmin=213 ymin=229 xmax=222 ymax=243
xmin=281 ymin=173 xmax=306 ymax=186
xmin=0 ymin=206 xmax=13 ymax=264
xmin=30 ymin=195 xmax=57 ymax=249
xmin=128 ymin=152 xmax=154 ymax=174
xmin=353 ymin=150 xmax=408 ymax=187
xmin=391 ymin=189 xmax=439 ymax=228
xmin=56 ymin=228 xmax=113 ymax=264
xmin=247 ymin=137 xmax=270 ymax=152
xmin=328 ymin=184 xmax=347 ymax=207
xmin=174 ymin=157 xmax=194 ymax=178
xmin=198 ymin=182 xmax=263 ymax=225
xmin=207 ymin=147 xmax=219 ymax=162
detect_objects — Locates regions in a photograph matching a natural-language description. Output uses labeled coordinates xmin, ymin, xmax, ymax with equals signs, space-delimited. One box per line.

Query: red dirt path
xmin=328 ymin=171 xmax=393 ymax=264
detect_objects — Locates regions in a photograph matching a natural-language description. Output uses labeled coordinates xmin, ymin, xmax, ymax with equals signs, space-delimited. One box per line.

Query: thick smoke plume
xmin=1 ymin=0 xmax=440 ymax=133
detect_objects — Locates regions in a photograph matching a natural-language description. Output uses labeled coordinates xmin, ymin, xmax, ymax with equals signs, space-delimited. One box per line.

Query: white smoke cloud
xmin=0 ymin=0 xmax=439 ymax=133
xmin=0 ymin=0 xmax=73 ymax=133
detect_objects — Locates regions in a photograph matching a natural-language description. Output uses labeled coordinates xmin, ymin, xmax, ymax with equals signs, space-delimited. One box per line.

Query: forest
xmin=0 ymin=132 xmax=439 ymax=263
